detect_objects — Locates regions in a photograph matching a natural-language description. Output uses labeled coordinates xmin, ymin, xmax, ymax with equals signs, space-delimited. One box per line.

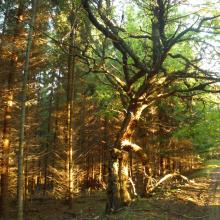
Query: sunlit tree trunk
xmin=51 ymin=86 xmax=60 ymax=192
xmin=17 ymin=1 xmax=37 ymax=219
xmin=0 ymin=1 xmax=24 ymax=218
xmin=43 ymin=90 xmax=53 ymax=196
xmin=106 ymin=102 xmax=148 ymax=212
xmin=0 ymin=0 xmax=11 ymax=49
xmin=66 ymin=9 xmax=77 ymax=207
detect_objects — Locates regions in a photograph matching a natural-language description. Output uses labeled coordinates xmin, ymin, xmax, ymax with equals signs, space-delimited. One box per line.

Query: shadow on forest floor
xmin=6 ymin=187 xmax=218 ymax=220
xmin=7 ymin=160 xmax=220 ymax=220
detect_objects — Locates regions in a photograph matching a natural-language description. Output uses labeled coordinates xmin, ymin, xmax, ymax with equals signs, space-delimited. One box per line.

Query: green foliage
xmin=164 ymin=41 xmax=194 ymax=73
xmin=85 ymin=74 xmax=122 ymax=119
xmin=174 ymin=99 xmax=220 ymax=153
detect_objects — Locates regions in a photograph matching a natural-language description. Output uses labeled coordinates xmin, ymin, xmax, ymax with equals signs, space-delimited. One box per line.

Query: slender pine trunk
xmin=66 ymin=11 xmax=76 ymax=208
xmin=17 ymin=1 xmax=37 ymax=219
xmin=0 ymin=1 xmax=24 ymax=219
xmin=43 ymin=90 xmax=53 ymax=196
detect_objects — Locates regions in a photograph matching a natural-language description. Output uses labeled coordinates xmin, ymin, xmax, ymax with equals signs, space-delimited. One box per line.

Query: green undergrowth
xmin=189 ymin=159 xmax=220 ymax=179
xmin=102 ymin=198 xmax=170 ymax=220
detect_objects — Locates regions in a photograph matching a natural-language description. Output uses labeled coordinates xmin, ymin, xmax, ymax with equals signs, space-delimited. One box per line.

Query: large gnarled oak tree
xmin=82 ymin=0 xmax=220 ymax=212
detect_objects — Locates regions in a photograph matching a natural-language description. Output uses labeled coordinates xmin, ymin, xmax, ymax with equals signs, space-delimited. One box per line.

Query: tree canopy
xmin=0 ymin=0 xmax=220 ymax=219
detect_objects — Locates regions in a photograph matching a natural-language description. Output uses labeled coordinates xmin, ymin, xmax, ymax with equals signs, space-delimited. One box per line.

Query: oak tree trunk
xmin=106 ymin=103 xmax=148 ymax=212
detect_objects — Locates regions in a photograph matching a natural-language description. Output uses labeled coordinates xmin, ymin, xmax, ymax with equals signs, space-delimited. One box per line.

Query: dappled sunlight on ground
xmin=207 ymin=167 xmax=220 ymax=219
xmin=207 ymin=165 xmax=220 ymax=168
xmin=5 ymin=160 xmax=220 ymax=219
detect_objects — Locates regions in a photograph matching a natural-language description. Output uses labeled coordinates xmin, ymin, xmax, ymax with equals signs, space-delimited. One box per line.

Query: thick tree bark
xmin=106 ymin=148 xmax=130 ymax=211
xmin=17 ymin=1 xmax=37 ymax=219
xmin=106 ymin=102 xmax=148 ymax=213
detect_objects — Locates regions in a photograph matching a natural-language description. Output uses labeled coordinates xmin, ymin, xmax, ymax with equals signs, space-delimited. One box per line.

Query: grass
xmin=9 ymin=161 xmax=218 ymax=220
xmin=102 ymin=198 xmax=169 ymax=220
xmin=189 ymin=159 xmax=220 ymax=178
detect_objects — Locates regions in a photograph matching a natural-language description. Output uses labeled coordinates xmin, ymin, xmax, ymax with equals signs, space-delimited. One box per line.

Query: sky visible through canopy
xmin=113 ymin=0 xmax=220 ymax=78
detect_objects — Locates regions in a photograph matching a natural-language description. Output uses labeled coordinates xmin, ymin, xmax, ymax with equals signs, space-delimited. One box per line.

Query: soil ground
xmin=207 ymin=167 xmax=220 ymax=220
xmin=6 ymin=160 xmax=220 ymax=220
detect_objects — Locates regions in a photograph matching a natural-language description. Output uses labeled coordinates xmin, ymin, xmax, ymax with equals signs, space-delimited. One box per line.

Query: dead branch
xmin=147 ymin=172 xmax=194 ymax=193
xmin=121 ymin=140 xmax=148 ymax=164
xmin=128 ymin=177 xmax=137 ymax=196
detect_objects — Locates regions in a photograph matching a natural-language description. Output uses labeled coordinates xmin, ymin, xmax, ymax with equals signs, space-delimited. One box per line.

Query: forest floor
xmin=8 ymin=160 xmax=220 ymax=220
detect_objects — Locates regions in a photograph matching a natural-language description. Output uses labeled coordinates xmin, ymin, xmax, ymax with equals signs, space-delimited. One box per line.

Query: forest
xmin=0 ymin=0 xmax=220 ymax=219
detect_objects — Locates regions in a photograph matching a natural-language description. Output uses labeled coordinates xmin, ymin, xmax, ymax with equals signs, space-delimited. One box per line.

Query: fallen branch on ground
xmin=147 ymin=172 xmax=195 ymax=193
